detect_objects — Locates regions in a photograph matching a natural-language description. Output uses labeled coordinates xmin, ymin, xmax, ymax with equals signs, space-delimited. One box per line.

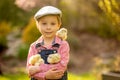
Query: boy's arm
xmin=31 ymin=72 xmax=46 ymax=80
xmin=32 ymin=67 xmax=64 ymax=80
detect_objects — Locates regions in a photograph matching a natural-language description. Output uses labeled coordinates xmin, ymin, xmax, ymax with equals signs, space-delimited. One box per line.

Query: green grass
xmin=68 ymin=73 xmax=96 ymax=80
xmin=0 ymin=73 xmax=29 ymax=80
xmin=0 ymin=72 xmax=96 ymax=80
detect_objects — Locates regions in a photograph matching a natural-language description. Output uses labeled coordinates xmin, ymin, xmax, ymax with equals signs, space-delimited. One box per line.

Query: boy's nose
xmin=46 ymin=25 xmax=51 ymax=29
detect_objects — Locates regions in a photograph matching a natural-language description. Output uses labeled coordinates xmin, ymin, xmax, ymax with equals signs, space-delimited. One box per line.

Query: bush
xmin=86 ymin=22 xmax=118 ymax=39
xmin=0 ymin=21 xmax=11 ymax=51
xmin=0 ymin=21 xmax=11 ymax=36
xmin=67 ymin=31 xmax=80 ymax=51
xmin=0 ymin=36 xmax=7 ymax=51
xmin=22 ymin=18 xmax=41 ymax=45
xmin=17 ymin=44 xmax=29 ymax=60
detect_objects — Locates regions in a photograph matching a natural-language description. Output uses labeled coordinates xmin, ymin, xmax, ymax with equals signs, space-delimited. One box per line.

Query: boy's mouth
xmin=45 ymin=32 xmax=53 ymax=34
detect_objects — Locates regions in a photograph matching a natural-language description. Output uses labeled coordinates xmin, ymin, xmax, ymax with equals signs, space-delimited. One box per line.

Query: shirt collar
xmin=36 ymin=36 xmax=62 ymax=46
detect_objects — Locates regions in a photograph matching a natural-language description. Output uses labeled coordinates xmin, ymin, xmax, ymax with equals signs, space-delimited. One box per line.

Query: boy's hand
xmin=28 ymin=66 xmax=40 ymax=76
xmin=45 ymin=68 xmax=64 ymax=79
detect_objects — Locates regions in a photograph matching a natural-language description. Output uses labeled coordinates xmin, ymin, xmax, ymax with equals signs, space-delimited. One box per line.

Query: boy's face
xmin=37 ymin=15 xmax=61 ymax=38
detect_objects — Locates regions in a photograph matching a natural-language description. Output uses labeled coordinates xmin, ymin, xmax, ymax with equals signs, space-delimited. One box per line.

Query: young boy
xmin=26 ymin=6 xmax=70 ymax=80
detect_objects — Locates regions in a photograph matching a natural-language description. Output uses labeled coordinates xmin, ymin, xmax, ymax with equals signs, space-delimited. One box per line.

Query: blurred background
xmin=0 ymin=0 xmax=120 ymax=80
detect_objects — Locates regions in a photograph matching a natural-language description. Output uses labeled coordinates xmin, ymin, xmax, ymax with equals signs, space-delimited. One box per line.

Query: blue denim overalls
xmin=31 ymin=40 xmax=67 ymax=80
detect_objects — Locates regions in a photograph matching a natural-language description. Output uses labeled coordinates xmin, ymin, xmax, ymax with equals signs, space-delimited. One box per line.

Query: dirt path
xmin=69 ymin=32 xmax=120 ymax=74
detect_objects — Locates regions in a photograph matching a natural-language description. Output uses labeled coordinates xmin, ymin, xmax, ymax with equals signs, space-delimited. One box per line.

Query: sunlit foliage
xmin=22 ymin=18 xmax=41 ymax=44
xmin=98 ymin=0 xmax=120 ymax=28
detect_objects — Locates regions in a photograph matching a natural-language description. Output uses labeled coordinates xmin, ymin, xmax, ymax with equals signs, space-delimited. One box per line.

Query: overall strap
xmin=52 ymin=43 xmax=60 ymax=50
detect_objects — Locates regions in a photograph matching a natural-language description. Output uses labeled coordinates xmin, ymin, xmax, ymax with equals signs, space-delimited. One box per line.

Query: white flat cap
xmin=34 ymin=6 xmax=62 ymax=20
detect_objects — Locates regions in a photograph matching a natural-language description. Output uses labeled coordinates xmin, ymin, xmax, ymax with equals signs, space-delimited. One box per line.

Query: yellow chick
xmin=47 ymin=53 xmax=61 ymax=64
xmin=29 ymin=54 xmax=44 ymax=66
xmin=56 ymin=28 xmax=67 ymax=40
xmin=35 ymin=59 xmax=44 ymax=66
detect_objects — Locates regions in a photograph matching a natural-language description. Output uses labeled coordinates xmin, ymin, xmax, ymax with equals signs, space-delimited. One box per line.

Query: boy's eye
xmin=51 ymin=23 xmax=56 ymax=25
xmin=42 ymin=23 xmax=47 ymax=25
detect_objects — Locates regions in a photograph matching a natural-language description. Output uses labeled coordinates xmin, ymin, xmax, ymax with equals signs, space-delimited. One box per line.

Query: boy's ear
xmin=58 ymin=22 xmax=62 ymax=28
